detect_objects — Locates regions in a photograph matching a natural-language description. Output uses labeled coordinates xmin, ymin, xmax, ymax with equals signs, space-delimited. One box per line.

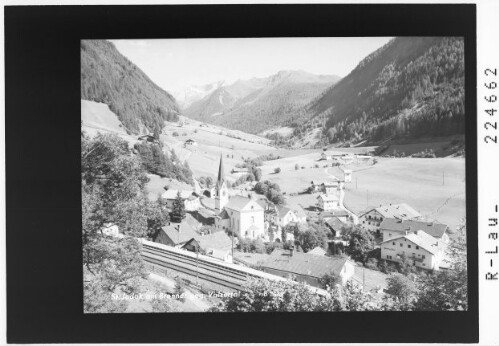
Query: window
xmin=389 ymin=233 xmax=392 ymax=237
xmin=400 ymin=243 xmax=403 ymax=247
xmin=416 ymin=246 xmax=419 ymax=250
xmin=423 ymin=263 xmax=426 ymax=266
xmin=422 ymin=255 xmax=426 ymax=259
xmin=408 ymin=245 xmax=411 ymax=248
xmin=392 ymin=242 xmax=395 ymax=245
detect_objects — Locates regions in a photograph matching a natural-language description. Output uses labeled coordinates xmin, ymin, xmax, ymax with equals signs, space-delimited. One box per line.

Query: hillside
xmin=81 ymin=40 xmax=180 ymax=135
xmin=183 ymin=70 xmax=340 ymax=134
xmin=298 ymin=37 xmax=464 ymax=147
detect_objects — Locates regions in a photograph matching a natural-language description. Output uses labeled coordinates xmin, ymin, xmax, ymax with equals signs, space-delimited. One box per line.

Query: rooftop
xmin=225 ymin=195 xmax=264 ymax=212
xmin=317 ymin=194 xmax=339 ymax=201
xmin=259 ymin=249 xmax=350 ymax=279
xmin=363 ymin=203 xmax=421 ymax=220
xmin=383 ymin=230 xmax=446 ymax=255
xmin=380 ymin=218 xmax=448 ymax=238
xmin=197 ymin=231 xmax=233 ymax=251
xmin=160 ymin=222 xmax=198 ymax=245
xmin=308 ymin=247 xmax=327 ymax=256
xmin=161 ymin=189 xmax=194 ymax=200
xmin=325 ymin=216 xmax=347 ymax=231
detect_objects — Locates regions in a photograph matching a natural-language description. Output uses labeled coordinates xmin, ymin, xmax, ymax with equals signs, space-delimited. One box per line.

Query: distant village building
xmin=161 ymin=189 xmax=200 ymax=211
xmin=317 ymin=194 xmax=340 ymax=211
xmin=359 ymin=203 xmax=422 ymax=234
xmin=380 ymin=218 xmax=449 ymax=243
xmin=259 ymin=249 xmax=355 ymax=287
xmin=321 ymin=151 xmax=346 ymax=161
xmin=184 ymin=139 xmax=198 ymax=147
xmin=321 ymin=209 xmax=350 ymax=223
xmin=182 ymin=231 xmax=233 ymax=262
xmin=154 ymin=222 xmax=198 ymax=248
xmin=138 ymin=134 xmax=159 ymax=143
xmin=380 ymin=230 xmax=446 ymax=270
xmin=342 ymin=169 xmax=352 ymax=182
xmin=102 ymin=223 xmax=119 ymax=237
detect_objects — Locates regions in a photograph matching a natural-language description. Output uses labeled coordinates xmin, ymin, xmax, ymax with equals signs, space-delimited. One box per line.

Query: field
xmin=82 ymin=100 xmax=466 ymax=232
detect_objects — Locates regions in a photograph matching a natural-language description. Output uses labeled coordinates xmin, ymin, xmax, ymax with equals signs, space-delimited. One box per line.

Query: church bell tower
xmin=215 ymin=154 xmax=228 ymax=210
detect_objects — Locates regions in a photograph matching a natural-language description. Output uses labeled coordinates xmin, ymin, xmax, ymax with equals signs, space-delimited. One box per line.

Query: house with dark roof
xmin=259 ymin=249 xmax=355 ymax=288
xmin=265 ymin=204 xmax=300 ymax=227
xmin=182 ymin=231 xmax=234 ymax=262
xmin=325 ymin=216 xmax=348 ymax=238
xmin=184 ymin=138 xmax=198 ymax=147
xmin=153 ymin=222 xmax=199 ymax=248
xmin=359 ymin=203 xmax=422 ymax=234
xmin=380 ymin=230 xmax=447 ymax=270
xmin=380 ymin=218 xmax=449 ymax=243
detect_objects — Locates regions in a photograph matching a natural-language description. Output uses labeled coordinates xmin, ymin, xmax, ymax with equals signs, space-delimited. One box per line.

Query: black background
xmin=5 ymin=4 xmax=477 ymax=343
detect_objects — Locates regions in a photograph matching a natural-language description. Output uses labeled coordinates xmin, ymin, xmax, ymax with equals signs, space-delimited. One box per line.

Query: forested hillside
xmin=297 ymin=37 xmax=465 ymax=145
xmin=184 ymin=70 xmax=340 ymax=134
xmin=81 ymin=40 xmax=180 ymax=135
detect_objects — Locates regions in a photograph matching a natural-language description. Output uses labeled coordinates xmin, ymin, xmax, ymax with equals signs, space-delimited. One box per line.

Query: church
xmin=214 ymin=155 xmax=265 ymax=240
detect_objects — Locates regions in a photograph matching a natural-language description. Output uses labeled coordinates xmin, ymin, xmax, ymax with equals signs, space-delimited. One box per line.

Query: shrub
xmin=172 ymin=132 xmax=179 ymax=137
xmin=274 ymin=167 xmax=281 ymax=174
xmin=295 ymin=164 xmax=299 ymax=170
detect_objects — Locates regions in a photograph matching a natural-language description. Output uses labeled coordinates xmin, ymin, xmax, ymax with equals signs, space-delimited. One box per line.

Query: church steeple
xmin=215 ymin=154 xmax=228 ymax=211
xmin=217 ymin=154 xmax=225 ymax=187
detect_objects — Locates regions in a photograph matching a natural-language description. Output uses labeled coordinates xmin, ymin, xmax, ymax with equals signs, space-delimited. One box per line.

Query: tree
xmin=170 ymin=191 xmax=186 ymax=223
xmin=296 ymin=225 xmax=328 ymax=253
xmin=386 ymin=273 xmax=417 ymax=303
xmin=346 ymin=226 xmax=374 ymax=263
xmin=319 ymin=272 xmax=342 ymax=289
xmin=413 ymin=220 xmax=468 ymax=311
xmin=253 ymin=167 xmax=263 ymax=182
xmin=274 ymin=167 xmax=281 ymax=174
xmin=295 ymin=163 xmax=300 ymax=170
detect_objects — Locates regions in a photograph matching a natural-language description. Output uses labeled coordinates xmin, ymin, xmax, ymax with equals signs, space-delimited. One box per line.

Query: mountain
xmin=300 ymin=37 xmax=464 ymax=146
xmin=173 ymin=81 xmax=225 ymax=108
xmin=183 ymin=70 xmax=340 ymax=134
xmin=81 ymin=40 xmax=180 ymax=135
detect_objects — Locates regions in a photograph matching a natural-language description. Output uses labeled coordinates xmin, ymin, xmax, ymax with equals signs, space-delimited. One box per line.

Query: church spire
xmin=217 ymin=154 xmax=225 ymax=186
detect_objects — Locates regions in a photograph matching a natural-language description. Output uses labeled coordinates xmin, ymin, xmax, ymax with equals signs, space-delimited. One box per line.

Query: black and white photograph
xmin=81 ymin=36 xmax=468 ymax=313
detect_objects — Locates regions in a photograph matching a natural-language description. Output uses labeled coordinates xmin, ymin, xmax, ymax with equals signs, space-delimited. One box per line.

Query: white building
xmin=265 ymin=204 xmax=300 ymax=228
xmin=161 ymin=189 xmax=200 ymax=211
xmin=215 ymin=195 xmax=265 ymax=240
xmin=214 ymin=155 xmax=229 ymax=211
xmin=359 ymin=203 xmax=422 ymax=234
xmin=342 ymin=169 xmax=352 ymax=182
xmin=321 ymin=151 xmax=346 ymax=161
xmin=380 ymin=218 xmax=450 ymax=243
xmin=317 ymin=194 xmax=340 ymax=211
xmin=184 ymin=139 xmax=198 ymax=147
xmin=380 ymin=230 xmax=446 ymax=270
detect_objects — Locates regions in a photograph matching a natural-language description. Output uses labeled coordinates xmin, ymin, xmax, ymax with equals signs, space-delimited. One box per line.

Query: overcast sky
xmin=111 ymin=37 xmax=393 ymax=93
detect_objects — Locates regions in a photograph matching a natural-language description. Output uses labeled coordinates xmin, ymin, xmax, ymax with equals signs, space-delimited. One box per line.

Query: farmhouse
xmin=317 ymin=194 xmax=340 ymax=211
xmin=265 ymin=204 xmax=300 ymax=227
xmin=154 ymin=222 xmax=198 ymax=248
xmin=321 ymin=181 xmax=340 ymax=194
xmin=380 ymin=218 xmax=449 ymax=243
xmin=321 ymin=151 xmax=346 ymax=161
xmin=184 ymin=138 xmax=198 ymax=147
xmin=161 ymin=189 xmax=200 ymax=211
xmin=259 ymin=248 xmax=355 ymax=287
xmin=322 ymin=209 xmax=350 ymax=223
xmin=380 ymin=230 xmax=446 ymax=270
xmin=359 ymin=203 xmax=422 ymax=234
xmin=182 ymin=231 xmax=233 ymax=262
xmin=325 ymin=217 xmax=347 ymax=238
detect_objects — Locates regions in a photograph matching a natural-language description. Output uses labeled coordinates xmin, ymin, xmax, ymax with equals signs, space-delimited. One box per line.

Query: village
xmin=101 ymin=122 xmax=461 ymax=296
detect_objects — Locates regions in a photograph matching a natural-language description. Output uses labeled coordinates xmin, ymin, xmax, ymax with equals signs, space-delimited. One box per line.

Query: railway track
xmin=142 ymin=243 xmax=254 ymax=291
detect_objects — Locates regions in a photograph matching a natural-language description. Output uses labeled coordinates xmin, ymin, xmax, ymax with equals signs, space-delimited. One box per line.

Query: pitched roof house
xmin=380 ymin=218 xmax=449 ymax=242
xmin=182 ymin=231 xmax=233 ymax=262
xmin=259 ymin=249 xmax=355 ymax=287
xmin=154 ymin=222 xmax=198 ymax=247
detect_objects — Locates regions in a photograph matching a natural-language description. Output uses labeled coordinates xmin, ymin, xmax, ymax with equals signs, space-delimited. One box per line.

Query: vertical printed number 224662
xmin=484 ymin=68 xmax=498 ymax=144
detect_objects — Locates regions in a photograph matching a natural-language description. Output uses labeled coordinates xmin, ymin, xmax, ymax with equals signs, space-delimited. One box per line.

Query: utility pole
xmin=356 ymin=177 xmax=358 ymax=190
xmin=366 ymin=189 xmax=369 ymax=208
xmin=231 ymin=230 xmax=234 ymax=262
xmin=442 ymin=168 xmax=445 ymax=186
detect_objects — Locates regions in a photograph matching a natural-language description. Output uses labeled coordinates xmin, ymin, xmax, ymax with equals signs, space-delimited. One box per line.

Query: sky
xmin=111 ymin=37 xmax=393 ymax=94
